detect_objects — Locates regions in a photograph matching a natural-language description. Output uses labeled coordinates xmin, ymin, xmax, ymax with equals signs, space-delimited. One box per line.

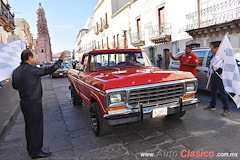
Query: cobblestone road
xmin=0 ymin=76 xmax=240 ymax=160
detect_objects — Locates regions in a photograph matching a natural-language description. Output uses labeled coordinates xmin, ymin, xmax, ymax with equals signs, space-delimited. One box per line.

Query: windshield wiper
xmin=102 ymin=66 xmax=120 ymax=71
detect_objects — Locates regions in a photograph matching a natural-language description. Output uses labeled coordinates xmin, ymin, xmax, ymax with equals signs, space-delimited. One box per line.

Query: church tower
xmin=34 ymin=3 xmax=52 ymax=63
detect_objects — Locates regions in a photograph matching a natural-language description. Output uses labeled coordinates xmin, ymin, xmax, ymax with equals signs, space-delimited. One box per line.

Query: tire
xmin=70 ymin=86 xmax=82 ymax=105
xmin=165 ymin=111 xmax=186 ymax=119
xmin=90 ymin=102 xmax=112 ymax=136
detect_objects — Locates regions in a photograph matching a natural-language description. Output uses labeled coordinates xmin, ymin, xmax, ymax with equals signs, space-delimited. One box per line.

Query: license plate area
xmin=152 ymin=107 xmax=168 ymax=118
xmin=59 ymin=73 xmax=63 ymax=75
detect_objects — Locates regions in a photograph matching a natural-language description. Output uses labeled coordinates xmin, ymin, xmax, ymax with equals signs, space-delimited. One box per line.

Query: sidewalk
xmin=0 ymin=80 xmax=20 ymax=143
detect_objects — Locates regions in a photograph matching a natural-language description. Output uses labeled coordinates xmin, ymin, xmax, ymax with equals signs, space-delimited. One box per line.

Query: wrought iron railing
xmin=148 ymin=23 xmax=171 ymax=39
xmin=186 ymin=0 xmax=240 ymax=30
xmin=131 ymin=32 xmax=145 ymax=43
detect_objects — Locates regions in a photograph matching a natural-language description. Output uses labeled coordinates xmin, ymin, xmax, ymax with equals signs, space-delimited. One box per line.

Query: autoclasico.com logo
xmin=140 ymin=149 xmax=239 ymax=159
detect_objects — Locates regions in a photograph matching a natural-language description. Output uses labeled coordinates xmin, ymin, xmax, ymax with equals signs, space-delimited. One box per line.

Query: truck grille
xmin=128 ymin=83 xmax=184 ymax=107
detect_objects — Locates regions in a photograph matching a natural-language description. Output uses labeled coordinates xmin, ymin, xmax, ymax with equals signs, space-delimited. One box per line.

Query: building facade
xmin=73 ymin=16 xmax=96 ymax=61
xmin=33 ymin=3 xmax=52 ymax=63
xmin=185 ymin=0 xmax=240 ymax=48
xmin=0 ymin=0 xmax=15 ymax=45
xmin=75 ymin=0 xmax=240 ymax=68
xmin=14 ymin=18 xmax=33 ymax=49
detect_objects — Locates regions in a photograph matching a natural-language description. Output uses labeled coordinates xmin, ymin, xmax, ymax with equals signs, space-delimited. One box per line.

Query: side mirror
xmin=76 ymin=64 xmax=84 ymax=71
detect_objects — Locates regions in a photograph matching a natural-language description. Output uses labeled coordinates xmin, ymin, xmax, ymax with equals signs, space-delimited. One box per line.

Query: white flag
xmin=213 ymin=34 xmax=240 ymax=108
xmin=0 ymin=40 xmax=26 ymax=81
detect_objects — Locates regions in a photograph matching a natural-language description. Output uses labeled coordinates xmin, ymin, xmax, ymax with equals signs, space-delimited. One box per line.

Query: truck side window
xmin=83 ymin=56 xmax=89 ymax=72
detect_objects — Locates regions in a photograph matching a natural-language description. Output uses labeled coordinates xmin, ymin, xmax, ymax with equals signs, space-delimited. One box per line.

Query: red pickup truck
xmin=68 ymin=49 xmax=199 ymax=136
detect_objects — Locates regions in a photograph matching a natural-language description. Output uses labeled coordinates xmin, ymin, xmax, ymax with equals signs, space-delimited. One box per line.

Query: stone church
xmin=33 ymin=3 xmax=52 ymax=64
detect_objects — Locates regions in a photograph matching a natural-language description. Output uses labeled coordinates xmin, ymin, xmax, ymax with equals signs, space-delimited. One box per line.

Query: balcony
xmin=94 ymin=25 xmax=99 ymax=35
xmin=0 ymin=1 xmax=15 ymax=32
xmin=99 ymin=23 xmax=103 ymax=32
xmin=185 ymin=0 xmax=240 ymax=38
xmin=149 ymin=24 xmax=171 ymax=44
xmin=131 ymin=32 xmax=145 ymax=47
xmin=102 ymin=19 xmax=109 ymax=29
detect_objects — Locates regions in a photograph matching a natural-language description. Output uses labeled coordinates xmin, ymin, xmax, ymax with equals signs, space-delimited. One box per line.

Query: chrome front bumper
xmin=104 ymin=98 xmax=199 ymax=125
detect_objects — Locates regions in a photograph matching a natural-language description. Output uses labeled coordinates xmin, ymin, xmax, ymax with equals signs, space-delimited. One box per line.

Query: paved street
xmin=0 ymin=76 xmax=240 ymax=160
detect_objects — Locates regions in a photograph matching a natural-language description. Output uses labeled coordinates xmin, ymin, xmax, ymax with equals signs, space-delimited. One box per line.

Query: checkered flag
xmin=213 ymin=34 xmax=240 ymax=108
xmin=0 ymin=40 xmax=25 ymax=81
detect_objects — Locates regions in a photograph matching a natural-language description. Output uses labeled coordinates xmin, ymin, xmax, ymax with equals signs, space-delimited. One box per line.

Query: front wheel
xmin=165 ymin=111 xmax=186 ymax=119
xmin=90 ymin=102 xmax=112 ymax=136
xmin=70 ymin=86 xmax=82 ymax=105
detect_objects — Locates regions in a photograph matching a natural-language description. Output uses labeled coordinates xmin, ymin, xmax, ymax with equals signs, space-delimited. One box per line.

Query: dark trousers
xmin=210 ymin=72 xmax=229 ymax=110
xmin=20 ymin=101 xmax=43 ymax=156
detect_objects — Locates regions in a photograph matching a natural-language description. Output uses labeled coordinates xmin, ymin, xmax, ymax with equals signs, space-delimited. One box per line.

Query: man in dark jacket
xmin=12 ymin=49 xmax=66 ymax=159
xmin=203 ymin=43 xmax=229 ymax=116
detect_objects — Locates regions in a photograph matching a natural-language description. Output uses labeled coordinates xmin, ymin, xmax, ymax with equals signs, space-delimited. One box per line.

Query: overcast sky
xmin=8 ymin=0 xmax=98 ymax=53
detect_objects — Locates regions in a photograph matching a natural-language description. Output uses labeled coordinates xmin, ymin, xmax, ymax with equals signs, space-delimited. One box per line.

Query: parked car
xmin=169 ymin=48 xmax=240 ymax=90
xmin=68 ymin=49 xmax=199 ymax=136
xmin=50 ymin=63 xmax=69 ymax=78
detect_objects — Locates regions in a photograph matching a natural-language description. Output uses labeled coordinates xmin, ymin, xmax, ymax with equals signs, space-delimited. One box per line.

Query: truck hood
xmin=88 ymin=67 xmax=195 ymax=91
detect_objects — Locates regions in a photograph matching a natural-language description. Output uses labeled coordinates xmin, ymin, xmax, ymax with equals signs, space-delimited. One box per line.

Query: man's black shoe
xmin=31 ymin=151 xmax=52 ymax=159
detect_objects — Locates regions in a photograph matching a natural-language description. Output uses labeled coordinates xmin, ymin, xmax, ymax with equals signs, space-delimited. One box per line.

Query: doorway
xmin=164 ymin=49 xmax=170 ymax=69
xmin=149 ymin=47 xmax=155 ymax=64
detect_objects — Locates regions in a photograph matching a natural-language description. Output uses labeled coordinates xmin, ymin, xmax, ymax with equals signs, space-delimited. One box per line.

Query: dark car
xmin=50 ymin=62 xmax=69 ymax=78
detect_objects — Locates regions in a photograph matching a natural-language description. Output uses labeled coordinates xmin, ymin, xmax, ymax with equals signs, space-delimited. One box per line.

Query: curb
xmin=0 ymin=104 xmax=20 ymax=143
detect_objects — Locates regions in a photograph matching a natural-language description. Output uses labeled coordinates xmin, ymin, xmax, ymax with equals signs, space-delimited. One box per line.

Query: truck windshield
xmin=90 ymin=50 xmax=153 ymax=71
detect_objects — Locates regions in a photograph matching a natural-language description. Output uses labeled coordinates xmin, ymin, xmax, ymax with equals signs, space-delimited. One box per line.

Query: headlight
xmin=186 ymin=83 xmax=196 ymax=92
xmin=109 ymin=93 xmax=123 ymax=104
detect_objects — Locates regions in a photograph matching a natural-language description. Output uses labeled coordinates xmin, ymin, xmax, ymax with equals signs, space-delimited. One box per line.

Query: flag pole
xmin=206 ymin=68 xmax=212 ymax=89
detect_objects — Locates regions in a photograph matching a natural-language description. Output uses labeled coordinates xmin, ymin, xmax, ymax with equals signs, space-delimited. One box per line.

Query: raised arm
xmin=169 ymin=53 xmax=179 ymax=60
xmin=33 ymin=52 xmax=67 ymax=76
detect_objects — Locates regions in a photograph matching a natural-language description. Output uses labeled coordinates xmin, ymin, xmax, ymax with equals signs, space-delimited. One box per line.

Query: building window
xmin=137 ymin=18 xmax=141 ymax=39
xmin=210 ymin=41 xmax=221 ymax=47
xmin=99 ymin=18 xmax=103 ymax=32
xmin=117 ymin=34 xmax=119 ymax=48
xmin=105 ymin=13 xmax=108 ymax=25
xmin=42 ymin=49 xmax=44 ymax=53
xmin=106 ymin=37 xmax=109 ymax=49
xmin=113 ymin=35 xmax=116 ymax=48
xmin=158 ymin=7 xmax=165 ymax=31
xmin=102 ymin=39 xmax=104 ymax=49
xmin=190 ymin=43 xmax=200 ymax=48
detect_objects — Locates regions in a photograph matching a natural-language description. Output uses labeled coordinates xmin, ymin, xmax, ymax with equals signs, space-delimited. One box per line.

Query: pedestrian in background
xmin=204 ymin=43 xmax=229 ymax=116
xmin=12 ymin=49 xmax=66 ymax=159
xmin=72 ymin=60 xmax=76 ymax=69
xmin=156 ymin=54 xmax=162 ymax=68
xmin=169 ymin=45 xmax=199 ymax=76
xmin=0 ymin=81 xmax=4 ymax=88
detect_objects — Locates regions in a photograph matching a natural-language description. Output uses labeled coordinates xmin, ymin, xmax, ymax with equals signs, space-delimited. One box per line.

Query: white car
xmin=169 ymin=48 xmax=240 ymax=90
